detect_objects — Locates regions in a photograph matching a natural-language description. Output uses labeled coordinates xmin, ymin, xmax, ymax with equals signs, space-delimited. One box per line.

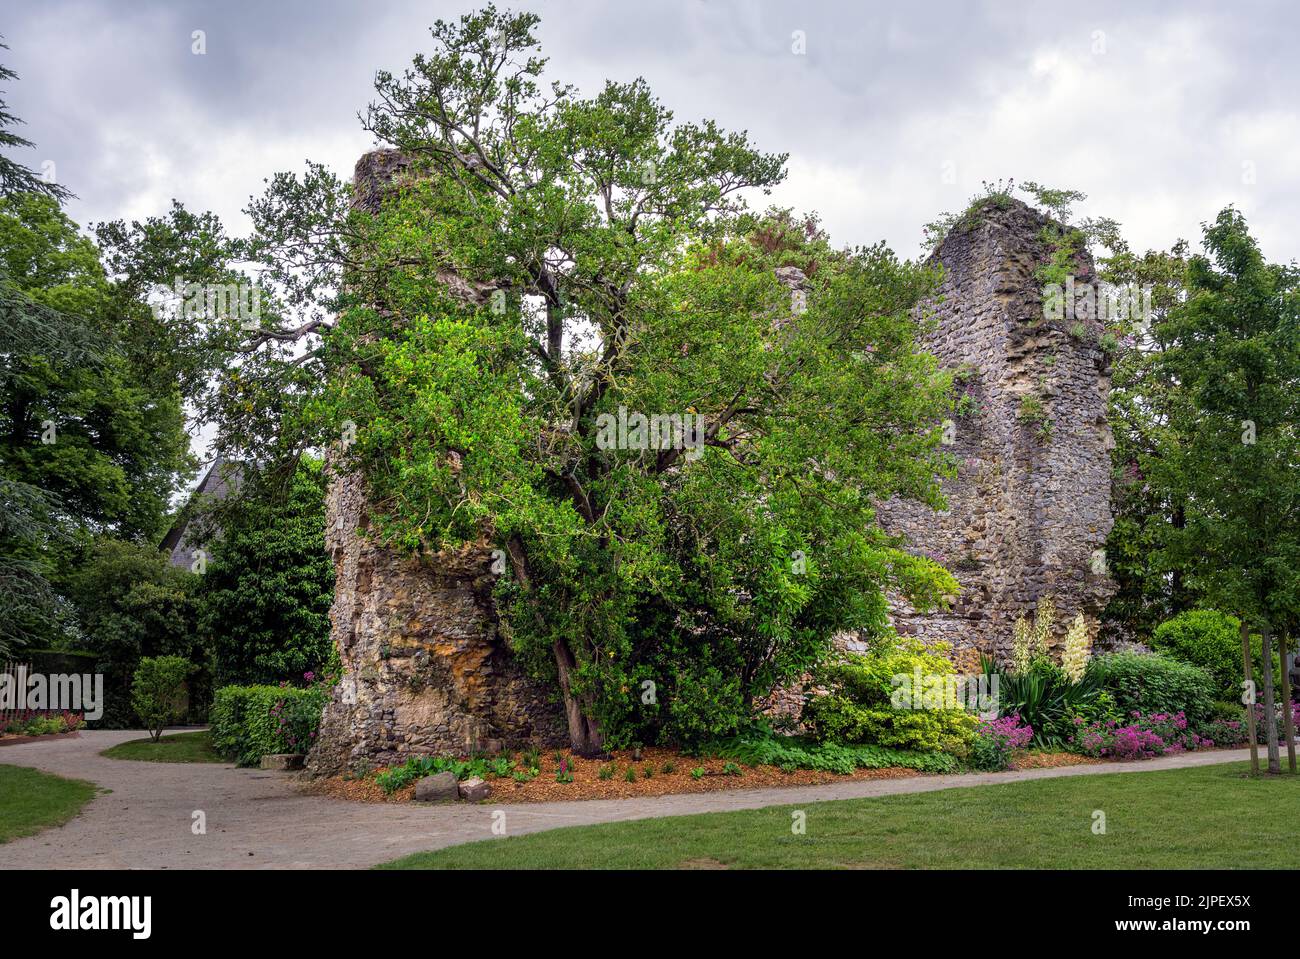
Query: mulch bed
xmin=1008 ymin=749 xmax=1103 ymax=769
xmin=0 ymin=731 xmax=81 ymax=748
xmin=298 ymin=745 xmax=926 ymax=805
xmin=296 ymin=744 xmax=1218 ymax=805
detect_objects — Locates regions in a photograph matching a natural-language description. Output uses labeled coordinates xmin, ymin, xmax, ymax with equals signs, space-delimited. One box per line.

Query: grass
xmin=379 ymin=762 xmax=1299 ymax=869
xmin=100 ymin=730 xmax=223 ymax=763
xmin=0 ymin=765 xmax=98 ymax=843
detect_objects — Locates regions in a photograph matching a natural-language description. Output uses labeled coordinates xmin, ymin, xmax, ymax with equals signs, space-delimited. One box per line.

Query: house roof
xmin=159 ymin=453 xmax=243 ymax=570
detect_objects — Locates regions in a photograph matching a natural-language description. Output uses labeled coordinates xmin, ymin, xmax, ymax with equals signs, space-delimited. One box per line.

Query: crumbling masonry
xmin=875 ymin=197 xmax=1116 ymax=662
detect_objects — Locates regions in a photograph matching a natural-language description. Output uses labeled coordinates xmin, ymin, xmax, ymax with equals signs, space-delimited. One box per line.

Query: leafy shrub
xmin=65 ymin=540 xmax=205 ymax=727
xmin=995 ymin=655 xmax=1102 ymax=748
xmin=707 ymin=730 xmax=958 ymax=775
xmin=1150 ymin=609 xmax=1244 ymax=701
xmin=209 ymin=683 xmax=327 ymax=766
xmin=131 ymin=655 xmax=193 ymax=741
xmin=374 ymin=754 xmax=514 ymax=794
xmin=804 ymin=639 xmax=976 ymax=753
xmin=1086 ymin=651 xmax=1215 ymax=726
xmin=197 ymin=461 xmax=336 ymax=687
xmin=654 ymin=656 xmax=748 ymax=749
xmin=2 ymin=710 xmax=84 ymax=735
xmin=968 ymin=714 xmax=1034 ymax=771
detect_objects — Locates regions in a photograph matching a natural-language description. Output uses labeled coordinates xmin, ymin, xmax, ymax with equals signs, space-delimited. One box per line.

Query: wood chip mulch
xmin=1009 ymin=750 xmax=1103 ymax=769
xmin=296 ymin=745 xmax=927 ymax=805
xmin=296 ymin=746 xmax=1173 ymax=805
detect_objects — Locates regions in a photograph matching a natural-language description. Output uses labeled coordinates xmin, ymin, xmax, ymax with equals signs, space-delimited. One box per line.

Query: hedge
xmin=209 ymin=685 xmax=327 ymax=767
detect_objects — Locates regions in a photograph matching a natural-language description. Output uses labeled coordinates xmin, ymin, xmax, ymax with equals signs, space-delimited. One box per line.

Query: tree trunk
xmin=1242 ymin=619 xmax=1259 ymax=775
xmin=1260 ymin=623 xmax=1281 ymax=774
xmin=504 ymin=533 xmax=603 ymax=755
xmin=550 ymin=637 xmax=604 ymax=756
xmin=1275 ymin=627 xmax=1296 ymax=772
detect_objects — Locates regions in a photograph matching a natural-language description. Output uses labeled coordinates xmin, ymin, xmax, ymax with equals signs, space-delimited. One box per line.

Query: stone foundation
xmin=307 ymin=468 xmax=566 ymax=777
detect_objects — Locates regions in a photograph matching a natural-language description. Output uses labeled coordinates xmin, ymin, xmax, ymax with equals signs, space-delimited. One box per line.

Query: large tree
xmin=1142 ymin=208 xmax=1300 ymax=772
xmin=241 ymin=7 xmax=956 ymax=752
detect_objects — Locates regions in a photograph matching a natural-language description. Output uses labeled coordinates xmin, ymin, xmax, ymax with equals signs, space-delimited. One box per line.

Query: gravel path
xmin=0 ymin=729 xmax=1261 ymax=869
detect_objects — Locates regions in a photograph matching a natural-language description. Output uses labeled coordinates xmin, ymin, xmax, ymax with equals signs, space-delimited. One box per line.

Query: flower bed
xmin=1069 ymin=710 xmax=1231 ymax=759
xmin=0 ymin=710 xmax=84 ymax=740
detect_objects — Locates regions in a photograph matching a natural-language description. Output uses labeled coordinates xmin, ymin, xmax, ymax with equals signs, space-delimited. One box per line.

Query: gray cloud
xmin=5 ymin=0 xmax=1297 ymax=261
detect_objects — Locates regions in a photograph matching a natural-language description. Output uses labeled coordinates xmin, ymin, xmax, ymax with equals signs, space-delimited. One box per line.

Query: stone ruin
xmin=875 ymin=197 xmax=1116 ymax=665
xmin=307 ymin=152 xmax=567 ymax=777
xmin=308 ymin=154 xmax=1116 ymax=773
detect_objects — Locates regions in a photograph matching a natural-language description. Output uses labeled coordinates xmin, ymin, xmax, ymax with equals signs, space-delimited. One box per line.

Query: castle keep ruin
xmin=875 ymin=197 xmax=1116 ymax=660
xmin=307 ymin=153 xmax=567 ymax=777
xmin=308 ymin=156 xmax=1116 ymax=773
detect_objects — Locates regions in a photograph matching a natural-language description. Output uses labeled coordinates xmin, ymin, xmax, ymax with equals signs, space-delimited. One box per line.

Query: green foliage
xmin=994 ymin=656 xmax=1102 ymax=748
xmin=1034 ymin=224 xmax=1085 ymax=289
xmin=1151 ymin=609 xmax=1248 ymax=701
xmin=921 ymin=179 xmax=1017 ymax=253
xmin=374 ymin=753 xmax=514 ymax=794
xmin=803 ymin=639 xmax=977 ymax=753
xmin=1141 ymin=210 xmax=1300 ymax=637
xmin=707 ymin=729 xmax=958 ymax=774
xmin=130 ymin=655 xmax=193 ymax=742
xmin=1085 ymin=651 xmax=1215 ymax=726
xmin=1016 ymin=393 xmax=1053 ymax=440
xmin=196 ymin=459 xmax=335 ymax=687
xmin=0 ymin=193 xmax=195 ymax=549
xmin=208 ymin=684 xmax=327 ymax=767
xmin=62 ymin=539 xmax=204 ymax=727
xmin=1020 ymin=181 xmax=1086 ymax=224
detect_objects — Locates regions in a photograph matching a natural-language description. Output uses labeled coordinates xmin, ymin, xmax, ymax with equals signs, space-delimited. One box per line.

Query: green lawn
xmin=0 ymin=764 xmax=98 ymax=843
xmin=100 ymin=730 xmax=224 ymax=763
xmin=380 ymin=762 xmax=1300 ymax=869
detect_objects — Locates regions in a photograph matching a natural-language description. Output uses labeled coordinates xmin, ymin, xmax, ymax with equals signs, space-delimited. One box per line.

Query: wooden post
xmin=1243 ymin=620 xmax=1259 ymax=775
xmin=1278 ymin=629 xmax=1297 ymax=773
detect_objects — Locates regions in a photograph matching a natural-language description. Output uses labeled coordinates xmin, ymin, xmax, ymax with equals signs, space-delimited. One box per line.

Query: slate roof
xmin=159 ymin=453 xmax=243 ymax=570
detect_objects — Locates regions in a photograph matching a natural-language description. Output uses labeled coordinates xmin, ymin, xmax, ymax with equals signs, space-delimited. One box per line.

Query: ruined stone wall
xmin=307 ymin=152 xmax=566 ymax=776
xmin=875 ymin=198 xmax=1116 ymax=661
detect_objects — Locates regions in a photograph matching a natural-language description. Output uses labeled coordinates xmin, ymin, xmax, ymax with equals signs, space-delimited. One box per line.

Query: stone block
xmin=414 ymin=771 xmax=459 ymax=802
xmin=458 ymin=776 xmax=490 ymax=801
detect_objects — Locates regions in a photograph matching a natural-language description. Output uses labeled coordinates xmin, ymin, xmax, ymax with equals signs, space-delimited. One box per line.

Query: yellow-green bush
xmin=804 ymin=638 xmax=976 ymax=753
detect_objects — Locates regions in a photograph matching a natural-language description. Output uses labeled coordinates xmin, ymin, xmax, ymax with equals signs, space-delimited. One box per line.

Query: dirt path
xmin=0 ymin=729 xmax=1260 ymax=869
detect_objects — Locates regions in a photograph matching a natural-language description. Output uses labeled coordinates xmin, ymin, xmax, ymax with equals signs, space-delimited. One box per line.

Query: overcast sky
xmin=7 ymin=0 xmax=1299 ymax=264
xmin=5 ymin=0 xmax=1298 ymax=478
